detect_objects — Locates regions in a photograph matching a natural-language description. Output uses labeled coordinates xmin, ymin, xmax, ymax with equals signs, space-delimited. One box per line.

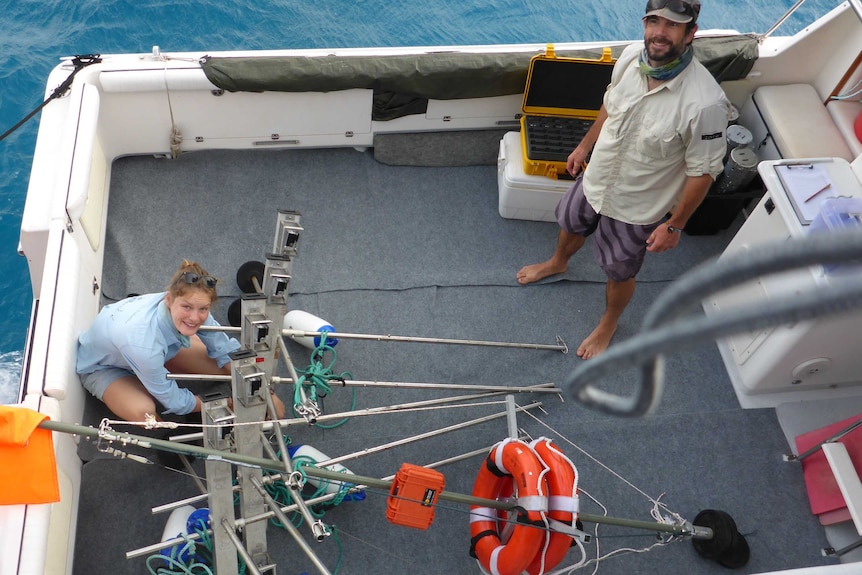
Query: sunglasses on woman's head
xmin=182 ymin=272 xmax=218 ymax=288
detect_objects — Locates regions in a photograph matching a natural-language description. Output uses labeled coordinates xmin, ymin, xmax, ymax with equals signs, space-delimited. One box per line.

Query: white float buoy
xmin=160 ymin=505 xmax=197 ymax=564
xmin=287 ymin=444 xmax=362 ymax=498
xmin=284 ymin=310 xmax=338 ymax=349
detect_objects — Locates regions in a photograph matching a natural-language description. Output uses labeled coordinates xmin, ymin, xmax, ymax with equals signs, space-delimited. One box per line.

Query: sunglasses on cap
xmin=181 ymin=271 xmax=218 ymax=288
xmin=645 ymin=0 xmax=699 ymax=19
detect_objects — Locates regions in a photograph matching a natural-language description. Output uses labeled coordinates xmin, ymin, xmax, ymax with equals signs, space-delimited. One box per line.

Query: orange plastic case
xmin=519 ymin=44 xmax=614 ymax=179
xmin=386 ymin=463 xmax=446 ymax=530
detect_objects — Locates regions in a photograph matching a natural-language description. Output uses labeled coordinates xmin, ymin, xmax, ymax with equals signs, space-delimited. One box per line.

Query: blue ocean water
xmin=0 ymin=0 xmax=840 ymax=404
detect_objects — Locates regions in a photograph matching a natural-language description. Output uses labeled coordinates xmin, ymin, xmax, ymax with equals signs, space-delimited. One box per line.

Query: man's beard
xmin=646 ymin=40 xmax=685 ymax=66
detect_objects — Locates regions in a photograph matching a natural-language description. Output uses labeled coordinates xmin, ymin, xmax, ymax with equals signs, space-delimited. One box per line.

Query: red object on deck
xmin=795 ymin=414 xmax=862 ymax=518
xmin=386 ymin=463 xmax=445 ymax=530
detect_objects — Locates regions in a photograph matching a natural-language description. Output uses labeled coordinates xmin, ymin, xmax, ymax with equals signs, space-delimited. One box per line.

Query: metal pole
xmin=505 ymin=395 xmax=519 ymax=440
xmin=167 ymin=384 xmax=556 ymax=444
xmin=786 ymin=417 xmax=862 ymax=462
xmin=199 ymin=324 xmax=567 ymax=353
xmin=41 ymin=419 xmax=704 ymax=538
xmin=165 ymin=390 xmax=548 ymax=444
xmin=277 ymin=335 xmax=318 ymax=422
xmin=275 ymin=388 xmax=548 ymax=426
xmin=220 ymin=518 xmax=263 ymax=575
xmin=281 ymin=378 xmax=563 ymax=394
xmin=258 ymin=428 xmax=328 ymax=542
xmin=307 ymin=402 xmax=543 ymax=469
xmin=136 ymin=441 xmax=505 ymax=559
xmin=168 ymin=372 xmax=562 ymax=395
xmin=152 ymin=441 xmax=507 ymax=520
xmin=249 ymin=477 xmax=333 ymax=575
xmin=284 ymin=328 xmax=568 ymax=353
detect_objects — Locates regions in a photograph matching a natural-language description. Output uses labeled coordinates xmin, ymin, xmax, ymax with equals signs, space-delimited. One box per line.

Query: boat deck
xmin=73 ymin=135 xmax=839 ymax=574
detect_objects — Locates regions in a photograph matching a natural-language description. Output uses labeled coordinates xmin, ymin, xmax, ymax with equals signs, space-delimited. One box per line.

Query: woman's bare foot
xmin=516 ymin=261 xmax=567 ymax=285
xmin=576 ymin=319 xmax=617 ymax=359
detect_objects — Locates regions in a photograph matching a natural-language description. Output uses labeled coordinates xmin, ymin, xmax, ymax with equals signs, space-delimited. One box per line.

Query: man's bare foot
xmin=576 ymin=320 xmax=617 ymax=359
xmin=517 ymin=261 xmax=566 ymax=285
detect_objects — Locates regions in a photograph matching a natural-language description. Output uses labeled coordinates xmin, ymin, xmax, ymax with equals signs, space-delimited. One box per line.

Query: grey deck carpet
xmin=73 ymin=140 xmax=836 ymax=575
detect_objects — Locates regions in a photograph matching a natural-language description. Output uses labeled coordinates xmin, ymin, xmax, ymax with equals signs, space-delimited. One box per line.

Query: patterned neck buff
xmin=639 ymin=45 xmax=694 ymax=82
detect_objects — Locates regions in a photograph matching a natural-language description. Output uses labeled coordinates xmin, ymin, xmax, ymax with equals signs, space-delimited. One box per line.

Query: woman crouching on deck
xmin=77 ymin=260 xmax=285 ymax=422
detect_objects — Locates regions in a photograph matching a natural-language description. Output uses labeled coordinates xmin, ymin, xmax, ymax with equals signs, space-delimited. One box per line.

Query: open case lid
xmin=521 ymin=44 xmax=615 ymax=119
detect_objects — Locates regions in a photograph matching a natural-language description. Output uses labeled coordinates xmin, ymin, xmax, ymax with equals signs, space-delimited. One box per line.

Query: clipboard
xmin=774 ymin=162 xmax=838 ymax=224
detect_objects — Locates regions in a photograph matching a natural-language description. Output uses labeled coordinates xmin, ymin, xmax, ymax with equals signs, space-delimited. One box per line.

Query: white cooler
xmin=497 ymin=131 xmax=572 ymax=222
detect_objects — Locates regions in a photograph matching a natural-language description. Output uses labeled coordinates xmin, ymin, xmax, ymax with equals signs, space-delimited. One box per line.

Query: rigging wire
xmin=518 ymin=406 xmax=683 ymax=527
xmin=0 ymin=54 xmax=102 ymax=143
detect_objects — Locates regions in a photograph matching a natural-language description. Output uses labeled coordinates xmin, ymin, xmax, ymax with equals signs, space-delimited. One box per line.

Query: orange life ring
xmin=469 ymin=439 xmax=549 ymax=575
xmin=525 ymin=438 xmax=580 ymax=575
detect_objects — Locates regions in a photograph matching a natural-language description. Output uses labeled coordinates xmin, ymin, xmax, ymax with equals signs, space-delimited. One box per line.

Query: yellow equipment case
xmin=519 ymin=45 xmax=615 ymax=179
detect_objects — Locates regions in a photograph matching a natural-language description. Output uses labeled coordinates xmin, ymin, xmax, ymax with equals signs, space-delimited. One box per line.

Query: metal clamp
xmin=287 ymin=470 xmax=305 ymax=490
xmin=294 ymin=399 xmax=320 ymax=423
xmin=311 ymin=520 xmax=331 ymax=542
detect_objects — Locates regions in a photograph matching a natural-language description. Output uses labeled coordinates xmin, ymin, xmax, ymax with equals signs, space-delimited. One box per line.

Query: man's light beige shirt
xmin=583 ymin=42 xmax=732 ymax=225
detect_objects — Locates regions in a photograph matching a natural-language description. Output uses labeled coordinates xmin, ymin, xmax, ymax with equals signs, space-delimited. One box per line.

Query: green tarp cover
xmin=201 ymin=35 xmax=758 ymax=121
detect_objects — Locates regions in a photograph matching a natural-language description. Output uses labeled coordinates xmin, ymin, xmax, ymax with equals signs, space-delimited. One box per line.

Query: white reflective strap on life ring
xmin=489 ymin=544 xmax=505 ymax=575
xmin=549 ymin=494 xmax=579 ymax=514
xmin=470 ymin=506 xmax=497 ymax=523
xmin=516 ymin=495 xmax=549 ymax=513
xmin=492 ymin=438 xmax=516 ymax=473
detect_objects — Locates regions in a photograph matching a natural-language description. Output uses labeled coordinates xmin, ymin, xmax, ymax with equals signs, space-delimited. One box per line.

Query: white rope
xmin=517 ymin=403 xmax=688 ymax=573
xmin=519 ymin=405 xmax=681 ymax=522
xmin=159 ymin=55 xmax=183 ymax=159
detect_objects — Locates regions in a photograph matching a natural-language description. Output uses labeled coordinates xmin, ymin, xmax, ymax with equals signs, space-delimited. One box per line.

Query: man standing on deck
xmin=517 ymin=0 xmax=732 ymax=359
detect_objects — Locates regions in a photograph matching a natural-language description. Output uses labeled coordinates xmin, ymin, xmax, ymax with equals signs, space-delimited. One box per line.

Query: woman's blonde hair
xmin=166 ymin=260 xmax=219 ymax=302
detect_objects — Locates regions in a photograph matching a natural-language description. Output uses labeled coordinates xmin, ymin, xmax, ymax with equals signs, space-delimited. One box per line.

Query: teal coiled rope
xmin=293 ymin=331 xmax=356 ymax=429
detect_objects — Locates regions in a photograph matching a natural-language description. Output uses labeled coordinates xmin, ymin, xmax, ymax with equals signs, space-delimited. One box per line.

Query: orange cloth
xmin=0 ymin=406 xmax=61 ymax=505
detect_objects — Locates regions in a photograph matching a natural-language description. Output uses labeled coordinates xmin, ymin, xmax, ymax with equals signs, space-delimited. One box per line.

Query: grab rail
xmin=759 ymin=0 xmax=808 ymax=41
xmin=759 ymin=0 xmax=862 ymax=41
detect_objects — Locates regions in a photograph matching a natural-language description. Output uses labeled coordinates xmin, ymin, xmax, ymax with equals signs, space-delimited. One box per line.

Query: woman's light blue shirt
xmin=76 ymin=292 xmax=240 ymax=415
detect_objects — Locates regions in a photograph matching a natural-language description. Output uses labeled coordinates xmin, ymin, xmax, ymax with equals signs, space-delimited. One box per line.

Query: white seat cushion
xmin=754 ymin=83 xmax=854 ymax=161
